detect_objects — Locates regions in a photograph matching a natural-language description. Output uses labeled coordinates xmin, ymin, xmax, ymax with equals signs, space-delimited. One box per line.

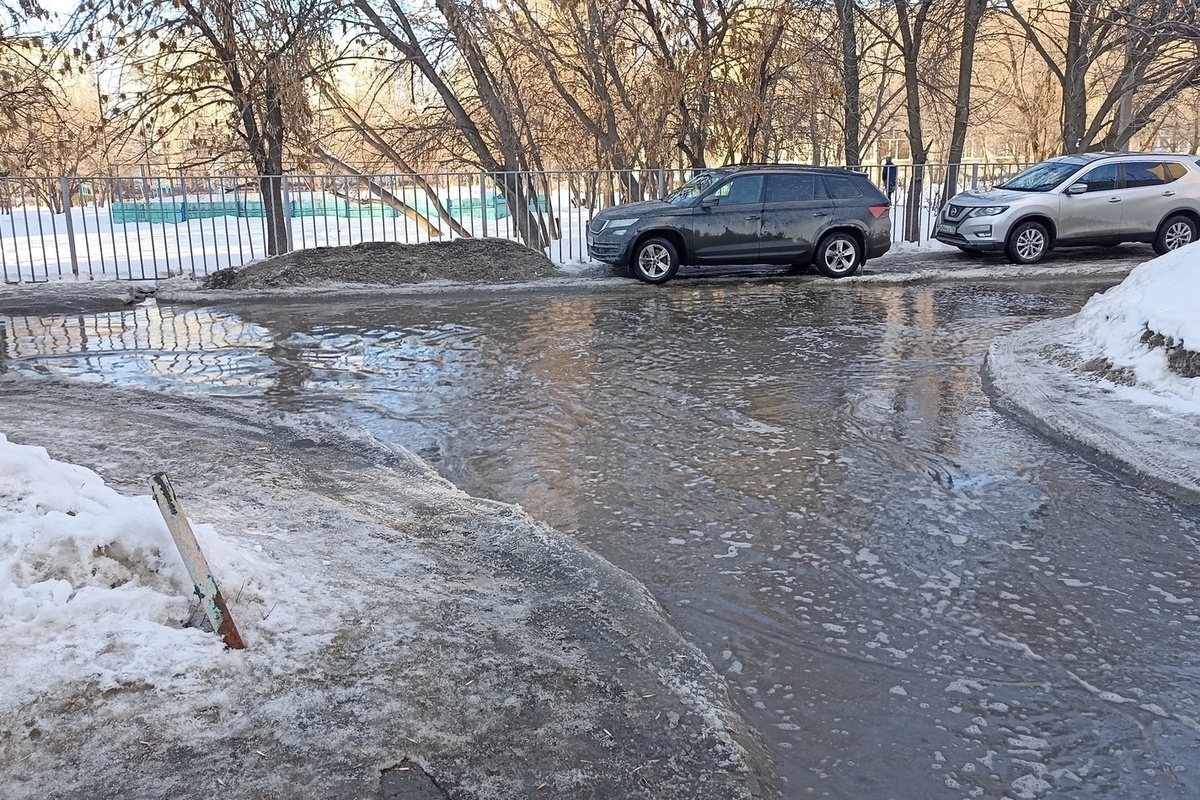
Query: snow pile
xmin=202 ymin=238 xmax=558 ymax=289
xmin=1073 ymin=241 xmax=1200 ymax=404
xmin=0 ymin=433 xmax=265 ymax=708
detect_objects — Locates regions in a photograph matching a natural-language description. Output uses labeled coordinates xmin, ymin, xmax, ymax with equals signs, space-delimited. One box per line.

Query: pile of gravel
xmin=202 ymin=238 xmax=559 ymax=289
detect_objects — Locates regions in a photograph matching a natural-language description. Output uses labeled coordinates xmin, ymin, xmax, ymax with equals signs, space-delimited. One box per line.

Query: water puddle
xmin=5 ymin=277 xmax=1198 ymax=798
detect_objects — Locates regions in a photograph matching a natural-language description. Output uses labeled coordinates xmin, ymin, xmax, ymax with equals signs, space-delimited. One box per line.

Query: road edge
xmin=982 ymin=316 xmax=1200 ymax=505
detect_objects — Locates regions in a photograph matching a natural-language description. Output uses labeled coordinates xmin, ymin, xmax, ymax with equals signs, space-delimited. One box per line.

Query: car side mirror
xmin=1066 ymin=183 xmax=1087 ymax=195
xmin=700 ymin=196 xmax=720 ymax=208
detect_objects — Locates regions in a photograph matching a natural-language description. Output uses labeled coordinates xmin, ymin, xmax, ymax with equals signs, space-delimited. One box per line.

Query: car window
xmin=766 ymin=174 xmax=817 ymax=202
xmin=713 ymin=175 xmax=764 ymax=205
xmin=665 ymin=171 xmax=721 ymax=205
xmin=997 ymin=159 xmax=1085 ymax=191
xmin=1123 ymin=162 xmax=1166 ymax=188
xmin=823 ymin=175 xmax=863 ymax=199
xmin=1124 ymin=161 xmax=1186 ymax=187
xmin=1164 ymin=162 xmax=1189 ymax=182
xmin=1078 ymin=164 xmax=1119 ymax=192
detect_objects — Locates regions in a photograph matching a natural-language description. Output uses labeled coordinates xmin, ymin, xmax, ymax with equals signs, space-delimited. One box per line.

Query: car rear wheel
xmin=814 ymin=232 xmax=862 ymax=278
xmin=1004 ymin=220 xmax=1050 ymax=264
xmin=632 ymin=237 xmax=680 ymax=284
xmin=1153 ymin=214 xmax=1197 ymax=255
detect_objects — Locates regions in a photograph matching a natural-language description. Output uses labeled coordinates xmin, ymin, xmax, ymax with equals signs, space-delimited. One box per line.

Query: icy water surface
xmin=5 ymin=278 xmax=1199 ymax=798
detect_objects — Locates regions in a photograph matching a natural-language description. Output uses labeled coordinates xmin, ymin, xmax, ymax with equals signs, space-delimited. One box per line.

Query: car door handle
xmin=745 ymin=214 xmax=761 ymax=220
xmin=1107 ymin=197 xmax=1121 ymax=203
xmin=1163 ymin=190 xmax=1176 ymax=197
xmin=813 ymin=212 xmax=829 ymax=217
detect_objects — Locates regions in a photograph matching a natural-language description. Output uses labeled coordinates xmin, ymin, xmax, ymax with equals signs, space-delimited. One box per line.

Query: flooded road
xmin=5 ymin=276 xmax=1199 ymax=798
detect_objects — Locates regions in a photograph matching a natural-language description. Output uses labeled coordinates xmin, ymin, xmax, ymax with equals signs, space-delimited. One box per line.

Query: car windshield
xmin=665 ymin=171 xmax=722 ymax=205
xmin=996 ymin=160 xmax=1086 ymax=192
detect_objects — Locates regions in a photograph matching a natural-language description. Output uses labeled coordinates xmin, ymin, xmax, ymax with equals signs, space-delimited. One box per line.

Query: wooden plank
xmin=151 ymin=472 xmax=246 ymax=650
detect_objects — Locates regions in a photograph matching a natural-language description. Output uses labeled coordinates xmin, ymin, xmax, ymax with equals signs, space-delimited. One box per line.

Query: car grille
xmin=588 ymin=239 xmax=623 ymax=261
xmin=944 ymin=204 xmax=969 ymax=221
xmin=936 ymin=230 xmax=969 ymax=245
xmin=588 ymin=218 xmax=605 ymax=234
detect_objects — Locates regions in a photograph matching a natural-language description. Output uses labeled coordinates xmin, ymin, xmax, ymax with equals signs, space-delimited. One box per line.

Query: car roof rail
xmin=725 ymin=163 xmax=851 ymax=172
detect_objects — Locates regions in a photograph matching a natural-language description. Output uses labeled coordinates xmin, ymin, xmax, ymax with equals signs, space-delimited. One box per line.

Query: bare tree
xmin=834 ymin=0 xmax=863 ymax=165
xmin=0 ymin=0 xmax=50 ymax=170
xmin=630 ymin=0 xmax=741 ymax=168
xmin=80 ymin=0 xmax=332 ymax=254
xmin=312 ymin=76 xmax=473 ymax=238
xmin=351 ymin=0 xmax=551 ymax=248
xmin=1006 ymin=0 xmax=1200 ymax=153
xmin=504 ymin=0 xmax=657 ymax=194
xmin=943 ymin=0 xmax=989 ymax=196
xmin=855 ymin=2 xmax=949 ymax=239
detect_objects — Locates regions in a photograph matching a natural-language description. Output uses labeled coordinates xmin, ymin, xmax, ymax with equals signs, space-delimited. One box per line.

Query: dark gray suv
xmin=587 ymin=165 xmax=892 ymax=284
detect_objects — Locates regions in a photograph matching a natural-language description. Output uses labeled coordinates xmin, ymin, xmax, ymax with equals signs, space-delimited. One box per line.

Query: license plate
xmin=938 ymin=224 xmax=956 ymax=235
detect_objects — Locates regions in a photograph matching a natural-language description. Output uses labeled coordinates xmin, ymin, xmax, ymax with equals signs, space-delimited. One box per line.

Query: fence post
xmin=479 ymin=172 xmax=488 ymax=238
xmin=59 ymin=177 xmax=79 ymax=277
xmin=971 ymin=163 xmax=979 ymax=191
xmin=658 ymin=168 xmax=665 ymax=199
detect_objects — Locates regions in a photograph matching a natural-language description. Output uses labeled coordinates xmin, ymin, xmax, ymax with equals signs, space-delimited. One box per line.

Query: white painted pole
xmin=151 ymin=472 xmax=246 ymax=650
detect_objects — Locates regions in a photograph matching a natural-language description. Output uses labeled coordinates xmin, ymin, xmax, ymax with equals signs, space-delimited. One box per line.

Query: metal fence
xmin=0 ymin=163 xmax=1036 ymax=284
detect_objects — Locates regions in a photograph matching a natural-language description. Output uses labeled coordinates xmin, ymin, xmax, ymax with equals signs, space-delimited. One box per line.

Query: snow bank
xmin=0 ymin=433 xmax=274 ymax=709
xmin=1073 ymin=242 xmax=1200 ymax=404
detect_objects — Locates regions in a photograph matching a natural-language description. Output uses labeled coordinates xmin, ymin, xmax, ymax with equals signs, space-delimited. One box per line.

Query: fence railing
xmin=0 ymin=164 xmax=1035 ymax=284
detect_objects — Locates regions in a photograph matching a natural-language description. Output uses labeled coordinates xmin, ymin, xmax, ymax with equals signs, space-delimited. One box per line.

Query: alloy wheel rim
xmin=1017 ymin=229 xmax=1044 ymax=260
xmin=825 ymin=240 xmax=856 ymax=273
xmin=638 ymin=245 xmax=670 ymax=278
xmin=1165 ymin=222 xmax=1193 ymax=251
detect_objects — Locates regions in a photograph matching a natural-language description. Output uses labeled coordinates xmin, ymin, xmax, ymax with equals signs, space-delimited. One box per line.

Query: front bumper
xmin=934 ymin=212 xmax=1009 ymax=251
xmin=586 ymin=231 xmax=634 ymax=265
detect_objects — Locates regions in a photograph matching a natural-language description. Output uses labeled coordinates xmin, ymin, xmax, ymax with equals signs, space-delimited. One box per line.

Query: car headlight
xmin=968 ymin=206 xmax=1009 ymax=217
xmin=602 ymin=218 xmax=639 ymax=235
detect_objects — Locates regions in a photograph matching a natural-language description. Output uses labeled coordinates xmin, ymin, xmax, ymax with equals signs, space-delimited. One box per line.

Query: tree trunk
xmin=260 ymin=67 xmax=288 ymax=256
xmin=944 ymin=0 xmax=987 ymax=201
xmin=835 ymin=0 xmax=862 ymax=166
xmin=1061 ymin=0 xmax=1089 ymax=153
xmin=895 ymin=1 xmax=927 ymax=242
xmin=314 ymin=151 xmax=442 ymax=237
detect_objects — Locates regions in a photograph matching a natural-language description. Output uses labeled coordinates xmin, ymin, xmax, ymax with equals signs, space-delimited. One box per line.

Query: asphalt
xmin=4 ymin=240 xmax=1198 ymax=798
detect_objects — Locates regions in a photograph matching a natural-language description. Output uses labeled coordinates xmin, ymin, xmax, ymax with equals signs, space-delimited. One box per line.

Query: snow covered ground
xmin=985 ymin=242 xmax=1200 ymax=499
xmin=0 ymin=382 xmax=775 ymax=799
xmin=3 ymin=238 xmax=1196 ymax=797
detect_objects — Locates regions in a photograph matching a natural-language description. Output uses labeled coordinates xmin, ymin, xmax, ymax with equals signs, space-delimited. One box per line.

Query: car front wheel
xmin=814 ymin=232 xmax=862 ymax=278
xmin=1004 ymin=220 xmax=1051 ymax=264
xmin=1153 ymin=214 xmax=1197 ymax=255
xmin=632 ymin=237 xmax=680 ymax=284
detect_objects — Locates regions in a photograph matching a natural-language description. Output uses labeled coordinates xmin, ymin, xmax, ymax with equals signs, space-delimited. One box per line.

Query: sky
xmin=1 ymin=242 xmax=1197 ymax=796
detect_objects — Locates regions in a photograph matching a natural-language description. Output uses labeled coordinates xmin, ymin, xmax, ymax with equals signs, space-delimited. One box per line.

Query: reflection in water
xmin=6 ymin=278 xmax=1200 ymax=799
xmin=2 ymin=303 xmax=277 ymax=392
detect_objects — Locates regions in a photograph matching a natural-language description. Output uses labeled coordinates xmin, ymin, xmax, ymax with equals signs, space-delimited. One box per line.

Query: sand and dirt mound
xmin=203 ymin=238 xmax=558 ymax=289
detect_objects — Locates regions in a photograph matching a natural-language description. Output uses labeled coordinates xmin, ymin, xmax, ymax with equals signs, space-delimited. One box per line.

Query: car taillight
xmin=868 ymin=205 xmax=889 ymax=219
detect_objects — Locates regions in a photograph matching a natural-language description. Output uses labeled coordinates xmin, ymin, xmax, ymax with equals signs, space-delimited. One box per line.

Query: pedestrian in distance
xmin=883 ymin=157 xmax=898 ymax=201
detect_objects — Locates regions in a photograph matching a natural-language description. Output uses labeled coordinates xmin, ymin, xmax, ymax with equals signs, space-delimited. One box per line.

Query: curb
xmin=983 ymin=317 xmax=1200 ymax=505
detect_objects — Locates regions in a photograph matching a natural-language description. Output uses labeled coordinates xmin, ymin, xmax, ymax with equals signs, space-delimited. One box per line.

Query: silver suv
xmin=935 ymin=153 xmax=1200 ymax=263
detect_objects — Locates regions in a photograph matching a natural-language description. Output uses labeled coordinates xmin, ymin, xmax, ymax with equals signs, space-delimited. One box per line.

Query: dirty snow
xmin=985 ymin=242 xmax=1200 ymax=499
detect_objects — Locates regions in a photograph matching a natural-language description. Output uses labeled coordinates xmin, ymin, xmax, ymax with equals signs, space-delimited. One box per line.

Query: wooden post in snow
xmin=151 ymin=472 xmax=246 ymax=650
